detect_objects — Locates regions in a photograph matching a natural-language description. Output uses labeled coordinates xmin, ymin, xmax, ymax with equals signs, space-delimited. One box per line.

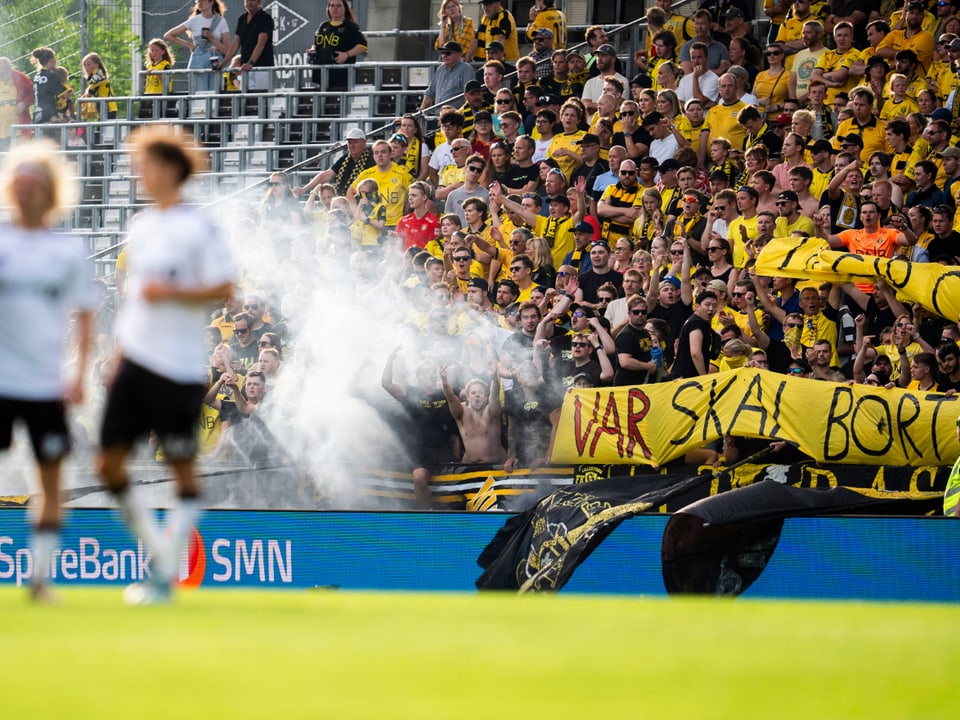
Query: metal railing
xmin=9 ymin=14 xmax=654 ymax=279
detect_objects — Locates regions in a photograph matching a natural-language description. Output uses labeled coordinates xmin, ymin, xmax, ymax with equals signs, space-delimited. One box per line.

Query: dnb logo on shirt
xmin=178 ymin=526 xmax=206 ymax=590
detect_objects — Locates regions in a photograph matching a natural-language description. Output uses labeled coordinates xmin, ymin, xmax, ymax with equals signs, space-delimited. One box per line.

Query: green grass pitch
xmin=1 ymin=587 xmax=957 ymax=718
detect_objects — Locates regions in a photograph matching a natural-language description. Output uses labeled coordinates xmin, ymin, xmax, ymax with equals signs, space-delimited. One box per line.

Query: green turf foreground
xmin=0 ymin=587 xmax=956 ymax=719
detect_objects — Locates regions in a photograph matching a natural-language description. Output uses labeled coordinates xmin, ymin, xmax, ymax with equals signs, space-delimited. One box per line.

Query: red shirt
xmin=396 ymin=211 xmax=440 ymax=251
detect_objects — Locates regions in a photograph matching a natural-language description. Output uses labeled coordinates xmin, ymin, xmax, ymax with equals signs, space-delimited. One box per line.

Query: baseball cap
xmin=707 ymin=279 xmax=728 ymax=294
xmin=724 ymin=7 xmax=745 ymax=17
xmin=659 ymin=158 xmax=680 ymax=173
xmin=641 ymin=111 xmax=664 ymax=127
xmin=533 ymin=28 xmax=554 ymax=39
xmin=548 ymin=194 xmax=571 ymax=206
xmin=537 ymin=93 xmax=561 ymax=106
xmin=838 ymin=134 xmax=864 ymax=148
xmin=777 ymin=190 xmax=799 ymax=202
xmin=692 ymin=266 xmax=713 ymax=280
xmin=468 ymin=278 xmax=489 ymax=292
xmin=344 ymin=128 xmax=366 ymax=140
xmin=464 ymin=79 xmax=483 ymax=93
xmin=573 ymin=221 xmax=594 ymax=234
xmin=771 ymin=113 xmax=792 ymax=126
xmin=811 ymin=139 xmax=837 ymax=155
xmin=662 ymin=276 xmax=681 ymax=290
xmin=938 ymin=146 xmax=960 ymax=158
xmin=596 ymin=44 xmax=617 ymax=55
xmin=931 ymin=107 xmax=954 ymax=122
xmin=440 ymin=41 xmax=462 ymax=54
xmin=487 ymin=40 xmax=504 ymax=52
xmin=474 ymin=110 xmax=492 ymax=122
xmin=576 ymin=132 xmax=600 ymax=145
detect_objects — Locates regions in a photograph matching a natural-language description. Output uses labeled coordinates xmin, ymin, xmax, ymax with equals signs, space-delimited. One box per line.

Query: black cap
xmin=641 ymin=111 xmax=664 ymax=127
xmin=468 ymin=278 xmax=489 ymax=292
xmin=724 ymin=7 xmax=745 ymax=17
xmin=440 ymin=41 xmax=462 ymax=54
xmin=576 ymin=132 xmax=600 ymax=145
xmin=777 ymin=190 xmax=799 ymax=202
xmin=573 ymin=221 xmax=594 ymax=234
xmin=487 ymin=40 xmax=504 ymax=52
xmin=464 ymin=79 xmax=482 ymax=93
xmin=537 ymin=93 xmax=561 ymax=106
xmin=595 ymin=43 xmax=617 ymax=55
xmin=474 ymin=110 xmax=492 ymax=122
xmin=838 ymin=134 xmax=864 ymax=148
xmin=811 ymin=139 xmax=837 ymax=155
xmin=548 ymin=194 xmax=571 ymax=206
xmin=659 ymin=158 xmax=680 ymax=173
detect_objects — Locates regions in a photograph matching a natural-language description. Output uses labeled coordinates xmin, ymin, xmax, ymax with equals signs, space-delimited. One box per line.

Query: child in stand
xmin=352 ymin=178 xmax=386 ymax=248
xmin=80 ymin=52 xmax=117 ymax=121
xmin=879 ymin=74 xmax=919 ymax=122
xmin=708 ymin=138 xmax=741 ymax=187
xmin=141 ymin=38 xmax=174 ymax=119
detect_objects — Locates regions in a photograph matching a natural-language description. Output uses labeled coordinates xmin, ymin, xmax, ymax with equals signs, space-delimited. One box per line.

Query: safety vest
xmin=944 ymin=455 xmax=960 ymax=517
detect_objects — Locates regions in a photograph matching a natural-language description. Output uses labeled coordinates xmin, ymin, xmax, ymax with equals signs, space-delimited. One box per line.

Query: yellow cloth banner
xmin=551 ymin=368 xmax=960 ymax=466
xmin=755 ymin=237 xmax=960 ymax=321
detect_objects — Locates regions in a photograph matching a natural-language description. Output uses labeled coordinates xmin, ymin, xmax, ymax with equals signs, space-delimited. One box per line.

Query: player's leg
xmin=97 ymin=360 xmax=160 ymax=551
xmin=24 ymin=400 xmax=71 ymax=601
xmin=153 ymin=380 xmax=209 ymax=586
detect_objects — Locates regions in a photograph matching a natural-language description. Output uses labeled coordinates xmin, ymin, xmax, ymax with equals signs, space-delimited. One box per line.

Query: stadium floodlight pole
xmin=81 ymin=0 xmax=87 ymax=57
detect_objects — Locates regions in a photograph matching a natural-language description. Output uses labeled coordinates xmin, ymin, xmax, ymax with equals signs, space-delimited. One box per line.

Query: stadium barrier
xmin=0 ymin=507 xmax=957 ymax=600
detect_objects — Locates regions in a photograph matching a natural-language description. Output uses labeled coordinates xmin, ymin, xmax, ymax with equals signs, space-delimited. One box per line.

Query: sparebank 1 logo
xmin=178 ymin=527 xmax=206 ymax=589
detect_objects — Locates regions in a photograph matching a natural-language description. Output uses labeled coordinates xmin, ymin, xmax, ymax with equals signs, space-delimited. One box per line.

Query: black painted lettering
xmin=669 ymin=381 xmax=702 ymax=446
xmin=824 ymin=387 xmax=853 ymax=461
xmin=850 ymin=395 xmax=894 ymax=457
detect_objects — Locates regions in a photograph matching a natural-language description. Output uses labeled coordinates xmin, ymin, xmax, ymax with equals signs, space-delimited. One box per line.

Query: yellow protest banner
xmin=551 ymin=368 xmax=960 ymax=467
xmin=755 ymin=237 xmax=960 ymax=321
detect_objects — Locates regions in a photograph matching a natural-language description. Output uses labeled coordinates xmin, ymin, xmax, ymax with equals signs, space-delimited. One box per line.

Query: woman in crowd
xmin=394 ymin=114 xmax=430 ymax=181
xmin=754 ymin=43 xmax=789 ymax=117
xmin=656 ymin=62 xmax=682 ymax=93
xmin=612 ymin=237 xmax=634 ymax=273
xmin=729 ymin=37 xmax=759 ymax=87
xmin=468 ymin=111 xmax=497 ymax=159
xmin=637 ymin=88 xmax=657 ymax=121
xmin=482 ymin=141 xmax=515 ymax=188
xmin=656 ymin=89 xmax=682 ymax=124
xmin=30 ymin=47 xmax=66 ymax=124
xmin=0 ymin=141 xmax=94 ymax=601
xmin=259 ymin=172 xmax=304 ymax=229
xmin=528 ymin=235 xmax=557 ymax=288
xmin=705 ymin=236 xmax=737 ymax=290
xmin=308 ymin=0 xmax=368 ymax=90
xmin=633 ymin=188 xmax=664 ymax=250
xmin=434 ymin=0 xmax=477 ymax=61
xmin=858 ymin=56 xmax=889 ymax=114
xmin=164 ymin=0 xmax=231 ymax=93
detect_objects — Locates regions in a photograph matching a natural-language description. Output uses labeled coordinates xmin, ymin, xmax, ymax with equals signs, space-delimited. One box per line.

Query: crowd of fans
xmin=10 ymin=1 xmax=960 ymax=507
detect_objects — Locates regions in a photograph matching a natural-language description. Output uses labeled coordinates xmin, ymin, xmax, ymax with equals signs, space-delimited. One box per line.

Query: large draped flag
xmin=754 ymin=237 xmax=960 ymax=321
xmin=549 ymin=368 xmax=960 ymax=467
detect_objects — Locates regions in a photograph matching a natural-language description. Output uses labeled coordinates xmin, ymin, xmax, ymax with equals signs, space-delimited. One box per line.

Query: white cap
xmin=344 ymin=128 xmax=366 ymax=141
